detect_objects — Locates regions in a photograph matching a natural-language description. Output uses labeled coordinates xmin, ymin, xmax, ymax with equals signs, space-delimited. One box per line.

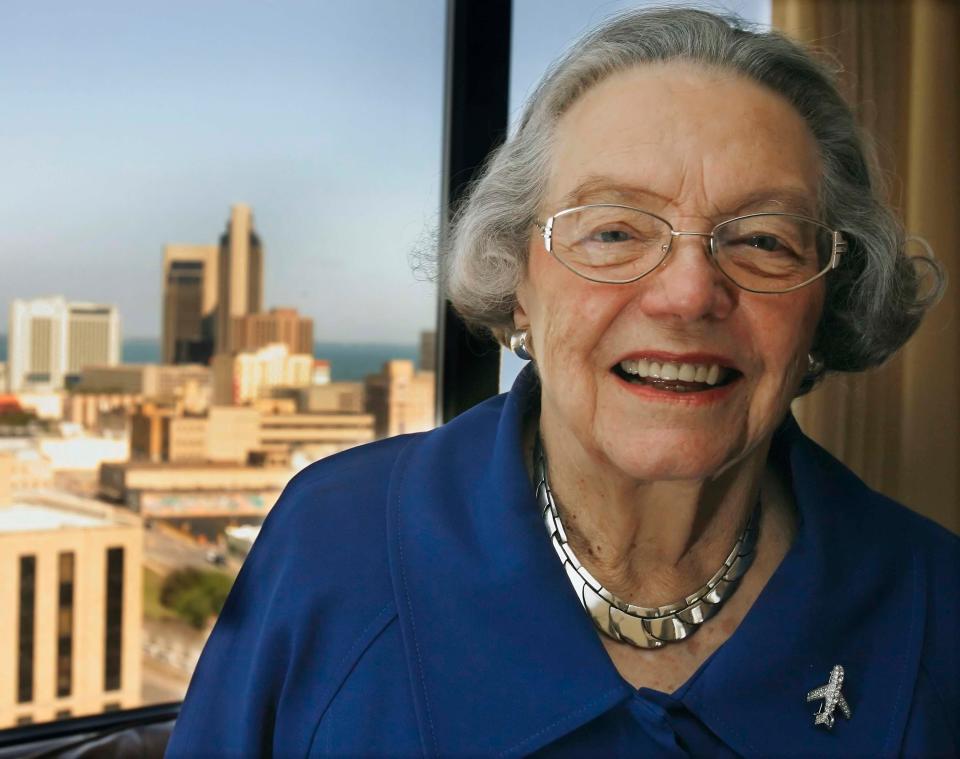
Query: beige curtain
xmin=773 ymin=0 xmax=959 ymax=533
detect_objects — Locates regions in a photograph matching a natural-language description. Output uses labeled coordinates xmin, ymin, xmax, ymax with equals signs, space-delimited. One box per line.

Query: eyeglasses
xmin=535 ymin=204 xmax=846 ymax=293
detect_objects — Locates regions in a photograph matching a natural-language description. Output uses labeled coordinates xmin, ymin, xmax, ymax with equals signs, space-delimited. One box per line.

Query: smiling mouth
xmin=612 ymin=358 xmax=741 ymax=393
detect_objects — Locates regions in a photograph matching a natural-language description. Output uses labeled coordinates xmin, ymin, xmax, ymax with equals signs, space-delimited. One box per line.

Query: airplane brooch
xmin=806 ymin=665 xmax=852 ymax=730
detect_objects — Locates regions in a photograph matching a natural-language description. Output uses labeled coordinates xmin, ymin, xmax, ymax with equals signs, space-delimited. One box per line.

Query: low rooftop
xmin=0 ymin=489 xmax=140 ymax=532
xmin=0 ymin=503 xmax=108 ymax=533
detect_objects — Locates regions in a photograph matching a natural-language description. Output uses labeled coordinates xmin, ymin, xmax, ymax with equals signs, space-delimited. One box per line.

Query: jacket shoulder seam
xmin=393 ymin=439 xmax=440 ymax=755
xmin=305 ymin=600 xmax=399 ymax=757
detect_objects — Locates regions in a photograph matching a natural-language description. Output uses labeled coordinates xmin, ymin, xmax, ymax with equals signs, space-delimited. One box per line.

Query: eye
xmin=591 ymin=228 xmax=633 ymax=244
xmin=746 ymin=234 xmax=785 ymax=252
xmin=726 ymin=232 xmax=800 ymax=259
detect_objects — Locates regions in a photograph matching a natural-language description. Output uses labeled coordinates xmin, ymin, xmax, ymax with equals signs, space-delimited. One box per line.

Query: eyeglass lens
xmin=549 ymin=206 xmax=833 ymax=291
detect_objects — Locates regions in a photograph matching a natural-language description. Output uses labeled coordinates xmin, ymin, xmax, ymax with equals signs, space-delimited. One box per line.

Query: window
xmin=104 ymin=547 xmax=124 ymax=692
xmin=17 ymin=555 xmax=36 ymax=704
xmin=56 ymin=551 xmax=75 ymax=697
xmin=1 ymin=0 xmax=442 ymax=732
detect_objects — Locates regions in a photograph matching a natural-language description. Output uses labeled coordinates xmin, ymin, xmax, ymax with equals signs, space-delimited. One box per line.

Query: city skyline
xmin=0 ymin=0 xmax=768 ymax=342
xmin=0 ymin=1 xmax=445 ymax=343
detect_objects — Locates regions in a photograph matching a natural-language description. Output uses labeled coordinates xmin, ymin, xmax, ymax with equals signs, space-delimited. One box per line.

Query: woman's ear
xmin=513 ymin=279 xmax=531 ymax=330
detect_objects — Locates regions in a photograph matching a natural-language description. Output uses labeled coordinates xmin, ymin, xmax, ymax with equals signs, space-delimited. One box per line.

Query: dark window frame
xmin=435 ymin=0 xmax=511 ymax=422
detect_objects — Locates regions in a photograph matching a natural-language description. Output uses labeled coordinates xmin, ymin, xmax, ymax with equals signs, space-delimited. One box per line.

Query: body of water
xmin=0 ymin=335 xmax=420 ymax=383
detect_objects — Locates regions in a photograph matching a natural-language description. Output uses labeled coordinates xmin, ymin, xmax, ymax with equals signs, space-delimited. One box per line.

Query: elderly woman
xmin=166 ymin=8 xmax=956 ymax=758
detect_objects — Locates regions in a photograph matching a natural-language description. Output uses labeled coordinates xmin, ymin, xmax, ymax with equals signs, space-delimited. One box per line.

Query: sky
xmin=0 ymin=0 xmax=768 ymax=343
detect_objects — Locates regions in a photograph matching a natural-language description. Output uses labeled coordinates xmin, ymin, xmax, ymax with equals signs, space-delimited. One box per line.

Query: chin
xmin=601 ymin=427 xmax=747 ymax=483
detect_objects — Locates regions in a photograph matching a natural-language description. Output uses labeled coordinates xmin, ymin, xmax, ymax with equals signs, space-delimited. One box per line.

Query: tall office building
xmin=8 ymin=298 xmax=120 ymax=392
xmin=161 ymin=244 xmax=218 ymax=365
xmin=215 ymin=204 xmax=263 ymax=355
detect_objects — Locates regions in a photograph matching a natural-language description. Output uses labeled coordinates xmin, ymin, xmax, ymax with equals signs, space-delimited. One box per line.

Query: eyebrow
xmin=554 ymin=177 xmax=819 ymax=219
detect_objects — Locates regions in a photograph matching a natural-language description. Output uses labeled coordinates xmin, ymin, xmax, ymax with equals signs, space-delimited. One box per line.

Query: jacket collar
xmin=680 ymin=414 xmax=927 ymax=757
xmin=387 ymin=367 xmax=925 ymax=756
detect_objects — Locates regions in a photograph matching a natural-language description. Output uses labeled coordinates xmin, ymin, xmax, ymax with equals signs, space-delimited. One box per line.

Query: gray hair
xmin=442 ymin=6 xmax=944 ymax=389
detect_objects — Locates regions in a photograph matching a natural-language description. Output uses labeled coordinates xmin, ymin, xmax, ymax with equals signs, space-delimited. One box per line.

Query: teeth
xmin=618 ymin=359 xmax=729 ymax=386
xmin=660 ymin=363 xmax=679 ymax=381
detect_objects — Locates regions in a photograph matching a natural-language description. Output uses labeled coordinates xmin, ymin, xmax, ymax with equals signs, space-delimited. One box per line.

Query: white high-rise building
xmin=211 ymin=343 xmax=312 ymax=405
xmin=8 ymin=297 xmax=121 ymax=392
xmin=67 ymin=303 xmax=121 ymax=377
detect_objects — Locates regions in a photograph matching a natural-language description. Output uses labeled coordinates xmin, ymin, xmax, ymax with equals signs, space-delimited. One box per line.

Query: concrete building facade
xmin=0 ymin=448 xmax=54 ymax=505
xmin=211 ymin=344 xmax=313 ymax=405
xmin=258 ymin=412 xmax=375 ymax=461
xmin=229 ymin=307 xmax=313 ymax=356
xmin=171 ymin=406 xmax=260 ymax=464
xmin=294 ymin=382 xmax=365 ymax=414
xmin=64 ymin=393 xmax=142 ymax=435
xmin=76 ymin=364 xmax=210 ymax=413
xmin=99 ymin=461 xmax=290 ymax=520
xmin=129 ymin=402 xmax=253 ymax=465
xmin=365 ymin=360 xmax=436 ymax=438
xmin=0 ymin=493 xmax=142 ymax=727
xmin=131 ymin=402 xmax=371 ymax=466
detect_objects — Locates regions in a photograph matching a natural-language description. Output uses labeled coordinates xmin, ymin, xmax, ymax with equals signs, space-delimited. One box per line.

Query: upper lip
xmin=613 ymin=351 xmax=740 ymax=371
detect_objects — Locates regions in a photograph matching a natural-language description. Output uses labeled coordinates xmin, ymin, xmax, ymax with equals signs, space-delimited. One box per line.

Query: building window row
xmin=14 ymin=547 xmax=124 ymax=708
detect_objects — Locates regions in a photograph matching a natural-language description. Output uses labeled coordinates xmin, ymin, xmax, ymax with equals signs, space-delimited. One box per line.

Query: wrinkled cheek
xmin=537 ymin=311 xmax=599 ymax=419
xmin=538 ymin=314 xmax=580 ymax=387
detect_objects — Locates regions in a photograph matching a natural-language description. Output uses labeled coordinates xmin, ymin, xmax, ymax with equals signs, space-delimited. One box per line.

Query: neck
xmin=530 ymin=414 xmax=777 ymax=607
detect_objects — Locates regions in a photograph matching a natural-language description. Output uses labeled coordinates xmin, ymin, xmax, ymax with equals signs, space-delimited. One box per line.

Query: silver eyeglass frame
xmin=535 ymin=203 xmax=847 ymax=294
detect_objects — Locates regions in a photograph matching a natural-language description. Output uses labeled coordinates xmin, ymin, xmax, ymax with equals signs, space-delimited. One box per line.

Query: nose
xmin=635 ymin=233 xmax=736 ymax=321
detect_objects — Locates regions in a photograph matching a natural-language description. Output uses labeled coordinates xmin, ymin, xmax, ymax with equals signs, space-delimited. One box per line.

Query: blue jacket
xmin=166 ymin=367 xmax=959 ymax=757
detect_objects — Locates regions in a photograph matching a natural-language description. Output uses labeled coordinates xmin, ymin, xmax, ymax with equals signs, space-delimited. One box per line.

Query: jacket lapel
xmin=681 ymin=417 xmax=927 ymax=756
xmin=387 ymin=367 xmax=628 ymax=757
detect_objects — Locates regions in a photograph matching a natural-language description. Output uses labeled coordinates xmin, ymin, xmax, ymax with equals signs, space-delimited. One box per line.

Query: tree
xmin=160 ymin=567 xmax=233 ymax=629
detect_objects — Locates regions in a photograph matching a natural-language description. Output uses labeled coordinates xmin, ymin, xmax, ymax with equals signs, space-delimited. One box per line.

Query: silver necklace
xmin=535 ymin=437 xmax=760 ymax=649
